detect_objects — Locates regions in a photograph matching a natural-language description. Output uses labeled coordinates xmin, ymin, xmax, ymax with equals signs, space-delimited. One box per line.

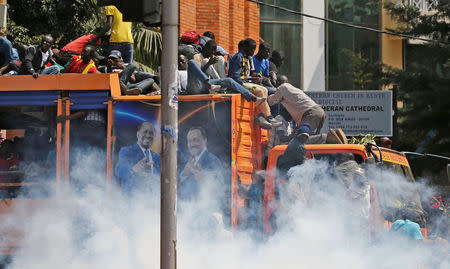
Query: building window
xmin=327 ymin=0 xmax=381 ymax=91
xmin=260 ymin=0 xmax=302 ymax=88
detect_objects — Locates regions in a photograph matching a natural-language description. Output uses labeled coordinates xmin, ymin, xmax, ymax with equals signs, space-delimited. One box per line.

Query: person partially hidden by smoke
xmin=179 ymin=127 xmax=222 ymax=201
xmin=333 ymin=160 xmax=385 ymax=241
xmin=237 ymin=172 xmax=265 ymax=235
xmin=276 ymin=124 xmax=310 ymax=180
xmin=115 ymin=121 xmax=161 ymax=196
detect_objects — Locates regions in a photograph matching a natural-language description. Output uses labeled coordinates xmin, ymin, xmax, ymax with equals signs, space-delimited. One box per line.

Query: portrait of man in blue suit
xmin=115 ymin=121 xmax=161 ymax=195
xmin=179 ymin=126 xmax=223 ymax=200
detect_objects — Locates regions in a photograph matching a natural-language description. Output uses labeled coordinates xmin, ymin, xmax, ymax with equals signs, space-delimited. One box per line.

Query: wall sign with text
xmin=306 ymin=91 xmax=393 ymax=136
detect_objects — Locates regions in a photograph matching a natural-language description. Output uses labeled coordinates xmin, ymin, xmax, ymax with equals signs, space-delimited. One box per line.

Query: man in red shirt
xmin=64 ymin=45 xmax=98 ymax=74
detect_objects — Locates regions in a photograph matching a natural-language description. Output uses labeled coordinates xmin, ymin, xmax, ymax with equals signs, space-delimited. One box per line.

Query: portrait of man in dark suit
xmin=179 ymin=126 xmax=222 ymax=200
xmin=115 ymin=121 xmax=161 ymax=195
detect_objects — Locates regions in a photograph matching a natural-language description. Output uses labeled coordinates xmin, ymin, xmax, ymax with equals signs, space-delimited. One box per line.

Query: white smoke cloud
xmin=2 ymin=151 xmax=448 ymax=269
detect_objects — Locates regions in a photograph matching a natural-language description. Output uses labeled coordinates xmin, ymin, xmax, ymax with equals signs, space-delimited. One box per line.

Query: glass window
xmin=260 ymin=1 xmax=302 ymax=88
xmin=327 ymin=0 xmax=381 ymax=91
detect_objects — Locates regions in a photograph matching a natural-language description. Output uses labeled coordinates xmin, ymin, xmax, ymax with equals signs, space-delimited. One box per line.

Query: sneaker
xmin=254 ymin=114 xmax=272 ymax=130
xmin=297 ymin=132 xmax=309 ymax=144
xmin=268 ymin=117 xmax=283 ymax=128
xmin=326 ymin=129 xmax=343 ymax=144
xmin=151 ymin=82 xmax=160 ymax=92
xmin=120 ymin=82 xmax=128 ymax=95
xmin=126 ymin=88 xmax=142 ymax=95
xmin=209 ymin=85 xmax=221 ymax=94
xmin=336 ymin=128 xmax=348 ymax=144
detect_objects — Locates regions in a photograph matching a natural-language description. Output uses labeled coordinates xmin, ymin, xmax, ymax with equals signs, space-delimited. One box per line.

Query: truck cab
xmin=262 ymin=143 xmax=427 ymax=238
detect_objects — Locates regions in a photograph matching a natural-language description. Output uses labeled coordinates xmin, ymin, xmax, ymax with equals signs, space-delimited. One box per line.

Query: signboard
xmin=306 ymin=91 xmax=393 ymax=136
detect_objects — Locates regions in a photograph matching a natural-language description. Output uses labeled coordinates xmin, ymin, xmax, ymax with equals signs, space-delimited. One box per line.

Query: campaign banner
xmin=306 ymin=91 xmax=393 ymax=136
xmin=113 ymin=100 xmax=232 ymax=218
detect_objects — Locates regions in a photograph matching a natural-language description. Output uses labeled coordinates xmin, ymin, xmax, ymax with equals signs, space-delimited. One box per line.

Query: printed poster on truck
xmin=113 ymin=100 xmax=232 ymax=222
xmin=306 ymin=91 xmax=393 ymax=136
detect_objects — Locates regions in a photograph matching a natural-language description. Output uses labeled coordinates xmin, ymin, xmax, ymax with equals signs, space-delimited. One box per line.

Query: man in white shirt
xmin=19 ymin=35 xmax=60 ymax=78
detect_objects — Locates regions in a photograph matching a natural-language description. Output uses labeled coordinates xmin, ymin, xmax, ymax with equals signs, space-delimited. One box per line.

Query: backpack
xmin=180 ymin=31 xmax=200 ymax=45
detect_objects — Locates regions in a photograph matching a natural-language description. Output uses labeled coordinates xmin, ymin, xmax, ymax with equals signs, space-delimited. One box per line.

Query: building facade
xmin=178 ymin=0 xmax=434 ymax=91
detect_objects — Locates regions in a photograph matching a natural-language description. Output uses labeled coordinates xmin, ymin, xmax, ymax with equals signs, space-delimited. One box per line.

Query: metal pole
xmin=0 ymin=0 xmax=7 ymax=32
xmin=160 ymin=0 xmax=178 ymax=269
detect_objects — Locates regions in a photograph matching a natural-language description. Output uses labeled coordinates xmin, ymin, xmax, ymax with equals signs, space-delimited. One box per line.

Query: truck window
xmin=381 ymin=161 xmax=415 ymax=182
xmin=0 ymin=106 xmax=57 ymax=199
xmin=374 ymin=161 xmax=425 ymax=225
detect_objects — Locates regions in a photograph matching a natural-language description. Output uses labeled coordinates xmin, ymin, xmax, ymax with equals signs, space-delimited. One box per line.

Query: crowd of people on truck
xmin=1 ymin=6 xmax=448 ymax=254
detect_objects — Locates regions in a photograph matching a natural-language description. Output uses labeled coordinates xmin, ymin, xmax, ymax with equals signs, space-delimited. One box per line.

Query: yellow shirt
xmin=105 ymin=6 xmax=134 ymax=43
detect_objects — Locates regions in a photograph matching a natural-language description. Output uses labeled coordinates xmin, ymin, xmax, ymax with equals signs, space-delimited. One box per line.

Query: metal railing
xmin=397 ymin=0 xmax=439 ymax=12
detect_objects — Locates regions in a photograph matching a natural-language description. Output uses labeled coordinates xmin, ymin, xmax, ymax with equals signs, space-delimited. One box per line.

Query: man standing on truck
xmin=115 ymin=121 xmax=161 ymax=196
xmin=267 ymin=80 xmax=325 ymax=135
xmin=104 ymin=5 xmax=134 ymax=63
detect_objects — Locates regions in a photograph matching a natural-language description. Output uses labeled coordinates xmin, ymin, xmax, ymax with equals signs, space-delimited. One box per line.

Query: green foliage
xmin=342 ymin=48 xmax=396 ymax=90
xmin=132 ymin=24 xmax=162 ymax=70
xmin=7 ymin=0 xmax=103 ymax=47
xmin=384 ymin=1 xmax=450 ymax=155
xmin=348 ymin=133 xmax=376 ymax=145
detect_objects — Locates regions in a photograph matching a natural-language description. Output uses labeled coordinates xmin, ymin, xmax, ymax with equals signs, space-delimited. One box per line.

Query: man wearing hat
xmin=99 ymin=50 xmax=159 ymax=95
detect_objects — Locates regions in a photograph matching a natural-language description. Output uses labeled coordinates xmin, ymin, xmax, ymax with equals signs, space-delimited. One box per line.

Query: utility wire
xmin=248 ymin=0 xmax=449 ymax=45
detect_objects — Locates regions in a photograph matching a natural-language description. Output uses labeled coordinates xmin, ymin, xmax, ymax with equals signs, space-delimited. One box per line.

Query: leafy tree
xmin=133 ymin=24 xmax=162 ymax=71
xmin=384 ymin=1 xmax=450 ymax=157
xmin=7 ymin=0 xmax=102 ymax=48
xmin=6 ymin=1 xmax=162 ymax=70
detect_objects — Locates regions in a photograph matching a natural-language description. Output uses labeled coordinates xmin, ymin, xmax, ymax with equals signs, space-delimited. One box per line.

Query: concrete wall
xmin=302 ymin=0 xmax=326 ymax=91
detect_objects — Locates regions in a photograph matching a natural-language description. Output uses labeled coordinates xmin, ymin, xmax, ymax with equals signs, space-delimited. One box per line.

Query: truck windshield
xmin=374 ymin=160 xmax=426 ymax=226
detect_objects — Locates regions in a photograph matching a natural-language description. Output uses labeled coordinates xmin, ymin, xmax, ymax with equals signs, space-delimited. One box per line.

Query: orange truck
xmin=0 ymin=74 xmax=426 ymax=262
xmin=262 ymin=143 xmax=428 ymax=238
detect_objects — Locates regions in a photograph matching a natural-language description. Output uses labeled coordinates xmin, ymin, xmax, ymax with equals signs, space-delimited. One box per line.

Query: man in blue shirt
xmin=253 ymin=42 xmax=274 ymax=88
xmin=0 ymin=31 xmax=19 ymax=75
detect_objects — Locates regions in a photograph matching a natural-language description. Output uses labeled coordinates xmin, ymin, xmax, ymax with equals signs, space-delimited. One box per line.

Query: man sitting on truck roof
xmin=19 ymin=35 xmax=60 ymax=78
xmin=64 ymin=45 xmax=99 ymax=74
xmin=228 ymin=38 xmax=282 ymax=129
xmin=98 ymin=50 xmax=159 ymax=95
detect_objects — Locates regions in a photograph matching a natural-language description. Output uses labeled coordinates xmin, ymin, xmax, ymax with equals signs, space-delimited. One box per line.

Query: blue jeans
xmin=119 ymin=64 xmax=136 ymax=84
xmin=128 ymin=78 xmax=155 ymax=93
xmin=109 ymin=43 xmax=134 ymax=64
xmin=40 ymin=65 xmax=60 ymax=75
xmin=186 ymin=60 xmax=254 ymax=101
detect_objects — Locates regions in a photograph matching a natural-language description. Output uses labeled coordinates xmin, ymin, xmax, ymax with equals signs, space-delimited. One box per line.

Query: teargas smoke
xmin=2 ymin=150 xmax=448 ymax=269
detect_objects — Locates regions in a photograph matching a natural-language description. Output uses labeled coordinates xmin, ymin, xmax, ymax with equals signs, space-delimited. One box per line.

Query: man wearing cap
xmin=64 ymin=45 xmax=98 ymax=74
xmin=99 ymin=50 xmax=159 ymax=95
xmin=115 ymin=121 xmax=161 ymax=196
